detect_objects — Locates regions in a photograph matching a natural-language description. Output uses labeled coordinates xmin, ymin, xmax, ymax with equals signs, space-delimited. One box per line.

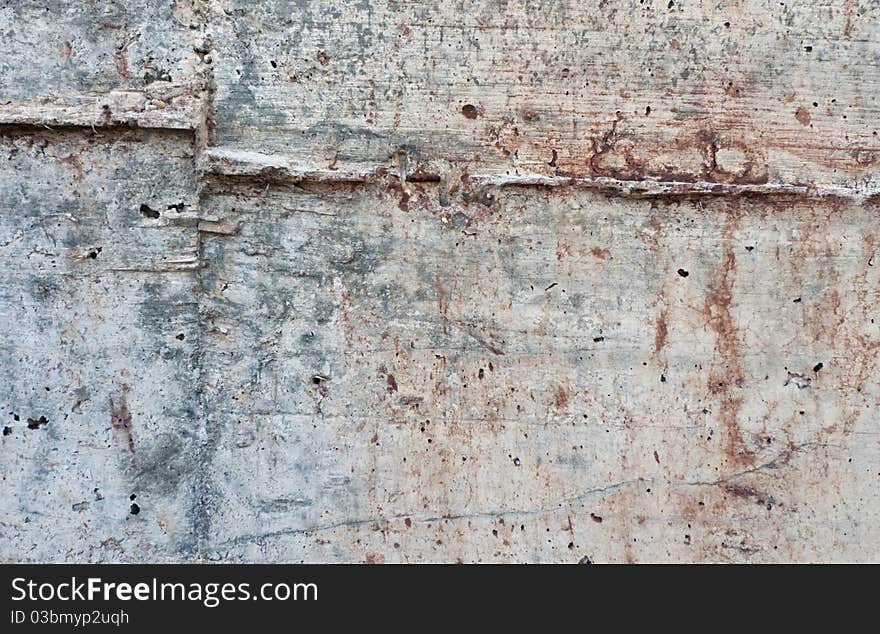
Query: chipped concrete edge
xmin=3 ymin=93 xmax=879 ymax=200
xmin=0 ymin=81 xmax=208 ymax=131
xmin=200 ymin=146 xmax=880 ymax=200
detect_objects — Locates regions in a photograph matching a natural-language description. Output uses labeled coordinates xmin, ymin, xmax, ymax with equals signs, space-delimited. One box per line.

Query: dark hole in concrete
xmin=140 ymin=204 xmax=160 ymax=219
xmin=677 ymin=268 xmax=689 ymax=277
xmin=26 ymin=416 xmax=48 ymax=430
xmin=130 ymin=503 xmax=140 ymax=515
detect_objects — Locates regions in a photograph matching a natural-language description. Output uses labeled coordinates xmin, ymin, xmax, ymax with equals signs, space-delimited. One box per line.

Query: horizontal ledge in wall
xmin=200 ymin=146 xmax=880 ymax=201
xmin=0 ymin=81 xmax=207 ymax=131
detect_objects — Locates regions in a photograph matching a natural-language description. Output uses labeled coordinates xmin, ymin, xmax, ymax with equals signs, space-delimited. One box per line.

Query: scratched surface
xmin=1 ymin=1 xmax=879 ymax=562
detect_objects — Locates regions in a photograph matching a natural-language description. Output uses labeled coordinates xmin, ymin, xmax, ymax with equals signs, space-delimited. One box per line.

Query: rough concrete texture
xmin=1 ymin=1 xmax=878 ymax=562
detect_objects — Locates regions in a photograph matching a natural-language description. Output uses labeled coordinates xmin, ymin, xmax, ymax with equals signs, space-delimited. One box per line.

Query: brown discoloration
xmin=382 ymin=176 xmax=411 ymax=211
xmin=114 ymin=41 xmax=130 ymax=79
xmin=590 ymin=246 xmax=611 ymax=260
xmin=654 ymin=305 xmax=668 ymax=357
xmin=406 ymin=169 xmax=441 ymax=183
xmin=461 ymin=104 xmax=480 ymax=119
xmin=702 ymin=220 xmax=752 ymax=466
xmin=724 ymin=483 xmax=773 ymax=508
xmin=561 ymin=117 xmax=773 ymax=186
xmin=554 ymin=386 xmax=569 ymax=409
xmin=844 ymin=0 xmax=854 ymax=38
xmin=519 ymin=107 xmax=541 ymax=122
xmin=556 ymin=240 xmax=573 ymax=261
xmin=110 ymin=395 xmax=135 ymax=453
xmin=795 ymin=107 xmax=811 ymax=126
xmin=60 ymin=41 xmax=72 ymax=61
xmin=7 ymin=4 xmax=880 ymax=564
xmin=59 ymin=154 xmax=83 ymax=181
xmin=436 ymin=279 xmax=449 ymax=335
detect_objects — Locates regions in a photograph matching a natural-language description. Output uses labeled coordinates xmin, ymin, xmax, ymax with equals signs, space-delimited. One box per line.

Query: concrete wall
xmin=1 ymin=1 xmax=878 ymax=562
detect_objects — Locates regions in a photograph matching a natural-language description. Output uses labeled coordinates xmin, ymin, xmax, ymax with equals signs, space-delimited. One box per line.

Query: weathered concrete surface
xmin=210 ymin=0 xmax=880 ymax=187
xmin=1 ymin=1 xmax=879 ymax=562
xmin=0 ymin=128 xmax=201 ymax=561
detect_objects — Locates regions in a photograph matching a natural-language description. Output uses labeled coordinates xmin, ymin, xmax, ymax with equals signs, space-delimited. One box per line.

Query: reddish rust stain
xmin=316 ymin=50 xmax=330 ymax=65
xmin=370 ymin=432 xmax=379 ymax=443
xmin=590 ymin=246 xmax=611 ymax=260
xmin=436 ymin=280 xmax=449 ymax=335
xmin=697 ymin=129 xmax=769 ymax=185
xmin=366 ymin=80 xmax=377 ymax=125
xmin=404 ymin=517 xmax=412 ymax=528
xmin=114 ymin=50 xmax=129 ymax=79
xmin=519 ymin=107 xmax=540 ymax=122
xmin=406 ymin=169 xmax=441 ymax=183
xmin=640 ymin=215 xmax=662 ymax=253
xmin=556 ymin=240 xmax=573 ymax=261
xmin=795 ymin=107 xmax=811 ymax=126
xmin=386 ymin=374 xmax=398 ymax=393
xmin=60 ymin=41 xmax=72 ymax=60
xmin=327 ymin=151 xmax=339 ymax=170
xmin=564 ymin=515 xmax=575 ymax=541
xmin=554 ymin=386 xmax=569 ymax=409
xmin=654 ymin=306 xmax=669 ymax=356
xmin=703 ymin=228 xmax=753 ymax=466
xmin=574 ymin=118 xmax=769 ymax=185
xmin=844 ymin=0 xmax=854 ymax=38
xmin=724 ymin=484 xmax=771 ymax=507
xmin=383 ymin=178 xmax=411 ymax=211
xmin=110 ymin=395 xmax=134 ymax=453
